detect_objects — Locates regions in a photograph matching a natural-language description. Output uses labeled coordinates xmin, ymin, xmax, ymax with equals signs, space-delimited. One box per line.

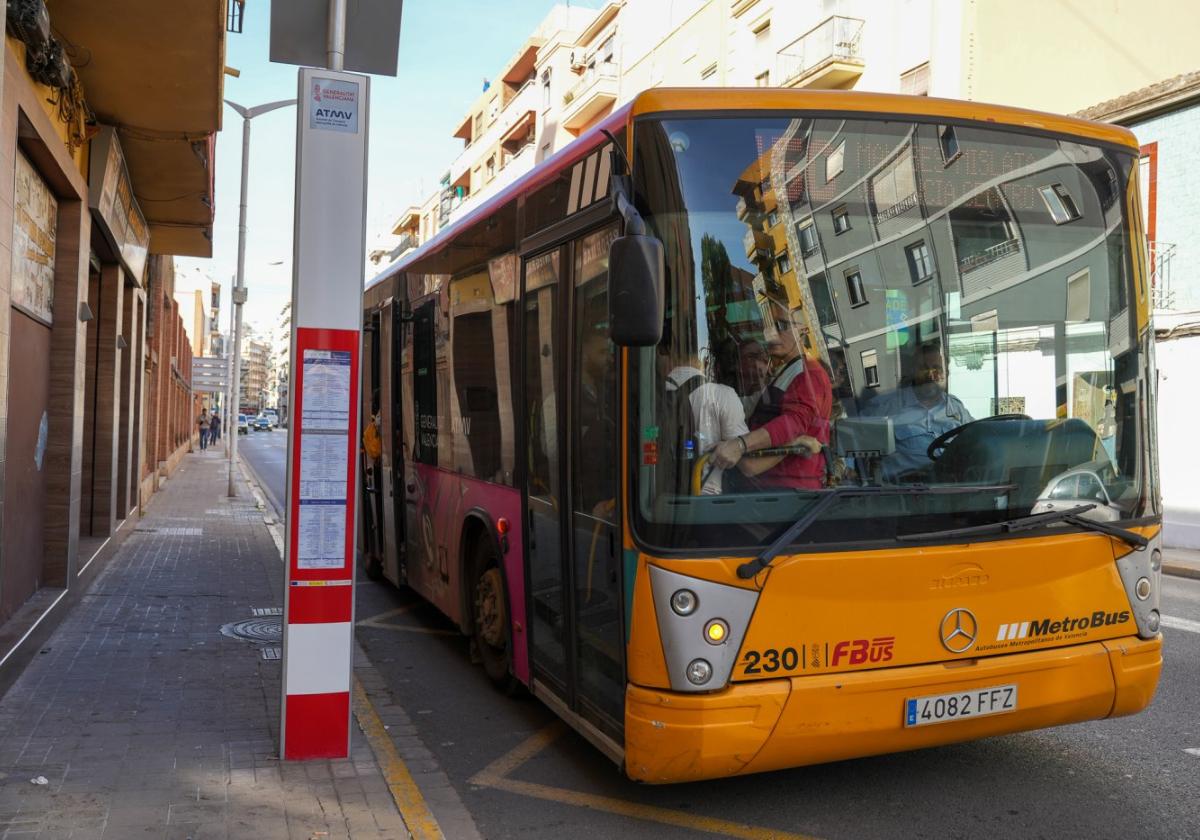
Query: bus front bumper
xmin=624 ymin=635 xmax=1161 ymax=783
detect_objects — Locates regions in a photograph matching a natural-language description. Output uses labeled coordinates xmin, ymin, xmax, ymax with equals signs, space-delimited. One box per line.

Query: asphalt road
xmin=240 ymin=432 xmax=1200 ymax=839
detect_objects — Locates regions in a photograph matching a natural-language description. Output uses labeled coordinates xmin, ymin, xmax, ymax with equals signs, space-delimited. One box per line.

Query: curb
xmin=1163 ymin=563 xmax=1200 ymax=581
xmin=236 ymin=444 xmax=480 ymax=838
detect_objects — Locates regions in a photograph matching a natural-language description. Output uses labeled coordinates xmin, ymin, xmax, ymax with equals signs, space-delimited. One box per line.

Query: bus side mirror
xmin=608 ymin=234 xmax=664 ymax=347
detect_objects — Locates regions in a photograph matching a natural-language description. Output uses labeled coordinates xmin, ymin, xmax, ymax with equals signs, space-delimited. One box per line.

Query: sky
xmin=176 ymin=0 xmax=602 ymax=344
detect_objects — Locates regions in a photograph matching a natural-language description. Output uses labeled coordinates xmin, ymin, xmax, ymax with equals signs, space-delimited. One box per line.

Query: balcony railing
xmin=958 ymin=238 xmax=1020 ymax=273
xmin=776 ymin=16 xmax=865 ymax=88
xmin=562 ymin=63 xmax=619 ymax=130
xmin=1149 ymin=240 xmax=1177 ymax=310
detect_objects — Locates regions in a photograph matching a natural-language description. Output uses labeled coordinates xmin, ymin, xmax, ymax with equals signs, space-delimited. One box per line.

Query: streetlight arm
xmin=224 ymin=99 xmax=296 ymax=121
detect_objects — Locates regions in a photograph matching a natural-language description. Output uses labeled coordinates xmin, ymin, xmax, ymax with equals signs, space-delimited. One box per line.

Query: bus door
xmin=377 ymin=299 xmax=405 ymax=582
xmin=523 ymin=225 xmax=625 ymax=744
xmin=406 ymin=297 xmax=439 ymax=587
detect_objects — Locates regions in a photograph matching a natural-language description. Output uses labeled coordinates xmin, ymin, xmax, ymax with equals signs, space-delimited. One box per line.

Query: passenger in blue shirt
xmin=866 ymin=344 xmax=973 ymax=481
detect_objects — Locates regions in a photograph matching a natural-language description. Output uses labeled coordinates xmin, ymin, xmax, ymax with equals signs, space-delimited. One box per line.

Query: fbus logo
xmin=831 ymin=636 xmax=895 ymax=666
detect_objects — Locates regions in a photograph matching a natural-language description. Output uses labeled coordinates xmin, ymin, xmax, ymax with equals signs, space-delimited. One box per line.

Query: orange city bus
xmin=359 ymin=89 xmax=1162 ymax=783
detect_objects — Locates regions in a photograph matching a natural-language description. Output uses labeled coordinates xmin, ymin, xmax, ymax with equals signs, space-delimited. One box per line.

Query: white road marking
xmin=1183 ymin=748 xmax=1200 ymax=757
xmin=1160 ymin=615 xmax=1200 ymax=634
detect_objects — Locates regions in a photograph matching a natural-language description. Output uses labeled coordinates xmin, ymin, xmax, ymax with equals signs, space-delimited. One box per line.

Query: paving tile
xmin=0 ymin=456 xmax=411 ymax=840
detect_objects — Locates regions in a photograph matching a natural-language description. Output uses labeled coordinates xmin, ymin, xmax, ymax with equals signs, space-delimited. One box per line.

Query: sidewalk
xmin=0 ymin=451 xmax=410 ymax=839
xmin=1163 ymin=546 xmax=1200 ymax=580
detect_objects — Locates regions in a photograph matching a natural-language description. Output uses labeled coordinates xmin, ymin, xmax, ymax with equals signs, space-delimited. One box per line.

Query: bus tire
xmin=472 ymin=541 xmax=515 ymax=692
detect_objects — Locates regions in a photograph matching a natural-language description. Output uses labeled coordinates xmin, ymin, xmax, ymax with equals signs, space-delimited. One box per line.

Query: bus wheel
xmin=472 ymin=548 xmax=513 ymax=690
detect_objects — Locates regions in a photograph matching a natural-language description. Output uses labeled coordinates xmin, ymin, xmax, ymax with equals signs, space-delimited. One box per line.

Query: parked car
xmin=1031 ymin=463 xmax=1125 ymax=522
xmin=252 ymin=414 xmax=272 ymax=432
xmin=237 ymin=414 xmax=249 ymax=435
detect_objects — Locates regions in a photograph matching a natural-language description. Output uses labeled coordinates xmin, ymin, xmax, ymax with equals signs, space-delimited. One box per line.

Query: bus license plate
xmin=904 ymin=684 xmax=1018 ymax=727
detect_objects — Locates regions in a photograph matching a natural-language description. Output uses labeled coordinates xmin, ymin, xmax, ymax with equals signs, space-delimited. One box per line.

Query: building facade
xmin=0 ymin=2 xmax=224 ymax=681
xmin=1080 ymin=72 xmax=1200 ymax=548
xmin=376 ymin=0 xmax=1198 ymax=259
xmin=239 ymin=335 xmax=272 ymax=415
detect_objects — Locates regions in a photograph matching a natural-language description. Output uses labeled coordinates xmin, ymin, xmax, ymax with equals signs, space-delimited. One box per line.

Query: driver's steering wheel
xmin=926 ymin=414 xmax=1031 ymax=461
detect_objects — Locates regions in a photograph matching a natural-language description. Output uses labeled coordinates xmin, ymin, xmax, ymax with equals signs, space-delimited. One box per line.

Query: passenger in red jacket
xmin=710 ymin=313 xmax=832 ymax=490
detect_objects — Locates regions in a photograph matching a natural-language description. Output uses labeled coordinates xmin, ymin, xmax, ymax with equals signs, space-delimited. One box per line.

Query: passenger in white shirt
xmin=665 ymin=363 xmax=749 ymax=495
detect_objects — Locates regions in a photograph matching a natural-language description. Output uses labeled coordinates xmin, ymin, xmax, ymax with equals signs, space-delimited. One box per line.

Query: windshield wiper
xmin=735 ymin=484 xmax=1013 ymax=579
xmin=894 ymin=504 xmax=1149 ymax=549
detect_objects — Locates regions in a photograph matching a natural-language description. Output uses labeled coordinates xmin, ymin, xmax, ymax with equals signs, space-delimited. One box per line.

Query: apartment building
xmin=239 ymin=337 xmax=273 ymax=415
xmin=377 ymin=0 xmax=1196 ymax=257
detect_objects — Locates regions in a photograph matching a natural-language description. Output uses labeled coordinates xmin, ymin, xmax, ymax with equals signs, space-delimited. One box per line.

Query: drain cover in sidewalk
xmin=220 ymin=616 xmax=282 ymax=644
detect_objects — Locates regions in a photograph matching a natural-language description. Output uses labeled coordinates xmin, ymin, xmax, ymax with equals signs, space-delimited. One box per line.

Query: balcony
xmin=449 ymin=79 xmax=540 ymax=186
xmin=776 ymin=16 xmax=865 ymax=90
xmin=445 ymin=143 xmax=538 ymax=227
xmin=562 ymin=63 xmax=619 ymax=132
xmin=743 ymin=228 xmax=772 ymax=261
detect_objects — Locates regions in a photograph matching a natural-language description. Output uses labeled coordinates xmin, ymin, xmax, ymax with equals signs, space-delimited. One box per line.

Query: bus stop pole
xmin=279 ymin=0 xmax=367 ymax=759
xmin=326 ymin=0 xmax=346 ymax=71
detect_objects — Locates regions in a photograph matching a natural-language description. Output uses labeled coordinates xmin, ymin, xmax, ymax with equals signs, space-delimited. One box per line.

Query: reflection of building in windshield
xmin=730 ymin=144 xmax=826 ymax=367
xmin=761 ymin=116 xmax=1130 ymax=430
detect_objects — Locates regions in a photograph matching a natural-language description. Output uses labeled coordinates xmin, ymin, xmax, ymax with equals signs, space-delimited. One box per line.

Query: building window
xmin=1066 ymin=268 xmax=1091 ymax=321
xmin=832 ymin=205 xmax=851 ymax=234
xmin=541 ymin=69 xmax=552 ymax=110
xmin=900 ymin=62 xmax=930 ymax=96
xmin=473 ymin=112 xmax=483 ymax=140
xmin=826 ymin=140 xmax=845 ymax=181
xmin=845 ymin=270 xmax=867 ymax=306
xmin=1040 ymin=183 xmax=1081 ymax=224
xmin=776 ymin=252 xmax=791 ymax=275
xmin=798 ymin=222 xmax=818 ymax=255
xmin=701 ymin=62 xmax=718 ymax=80
xmin=601 ymin=34 xmax=615 ymax=64
xmin=872 ymin=152 xmax=917 ymax=221
xmin=905 ymin=240 xmax=934 ymax=284
xmin=861 ymin=349 xmax=880 ymax=387
xmin=755 ymin=70 xmax=770 ymax=87
xmin=939 ymin=125 xmax=960 ymax=164
xmin=766 ymin=210 xmax=778 ymax=227
xmin=486 ymin=155 xmax=496 ymax=180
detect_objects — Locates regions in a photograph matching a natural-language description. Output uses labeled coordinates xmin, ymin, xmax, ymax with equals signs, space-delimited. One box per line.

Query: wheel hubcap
xmin=476 ymin=568 xmax=505 ymax=649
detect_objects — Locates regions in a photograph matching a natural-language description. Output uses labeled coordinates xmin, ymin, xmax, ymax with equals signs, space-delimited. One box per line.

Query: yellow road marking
xmin=357 ymin=605 xmax=457 ymax=636
xmin=470 ymin=724 xmax=822 ymax=840
xmin=352 ymin=676 xmax=443 ymax=840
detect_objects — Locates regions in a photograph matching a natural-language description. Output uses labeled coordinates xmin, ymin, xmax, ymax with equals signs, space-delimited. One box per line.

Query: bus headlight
xmin=1135 ymin=577 xmax=1152 ymax=600
xmin=1115 ymin=532 xmax=1162 ymax=638
xmin=686 ymin=659 xmax=712 ymax=685
xmin=704 ymin=619 xmax=729 ymax=644
xmin=649 ymin=566 xmax=759 ymax=693
xmin=671 ymin=589 xmax=698 ymax=616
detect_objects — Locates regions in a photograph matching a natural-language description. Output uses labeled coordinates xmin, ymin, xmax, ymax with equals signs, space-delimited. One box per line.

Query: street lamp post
xmin=224 ymin=98 xmax=296 ymax=497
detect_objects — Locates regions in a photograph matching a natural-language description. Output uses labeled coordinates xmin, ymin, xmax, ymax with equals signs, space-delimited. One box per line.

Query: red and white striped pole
xmin=280 ymin=64 xmax=369 ymax=760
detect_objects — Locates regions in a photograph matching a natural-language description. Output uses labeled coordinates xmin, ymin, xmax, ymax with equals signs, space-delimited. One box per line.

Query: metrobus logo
xmin=996 ymin=610 xmax=1130 ymax=641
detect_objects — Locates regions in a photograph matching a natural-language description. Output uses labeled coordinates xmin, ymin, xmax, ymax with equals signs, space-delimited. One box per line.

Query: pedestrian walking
xmin=197 ymin=409 xmax=211 ymax=451
xmin=209 ymin=410 xmax=222 ymax=443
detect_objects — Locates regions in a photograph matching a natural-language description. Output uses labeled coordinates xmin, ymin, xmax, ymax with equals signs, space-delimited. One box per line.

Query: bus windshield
xmin=630 ymin=114 xmax=1147 ymax=552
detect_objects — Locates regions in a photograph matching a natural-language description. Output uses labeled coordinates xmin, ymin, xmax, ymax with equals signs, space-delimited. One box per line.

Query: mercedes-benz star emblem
xmin=939 ymin=607 xmax=978 ymax=653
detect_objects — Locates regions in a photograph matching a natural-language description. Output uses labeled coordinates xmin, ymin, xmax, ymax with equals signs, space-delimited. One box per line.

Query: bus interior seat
xmin=935 ymin=417 xmax=1102 ymax=510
